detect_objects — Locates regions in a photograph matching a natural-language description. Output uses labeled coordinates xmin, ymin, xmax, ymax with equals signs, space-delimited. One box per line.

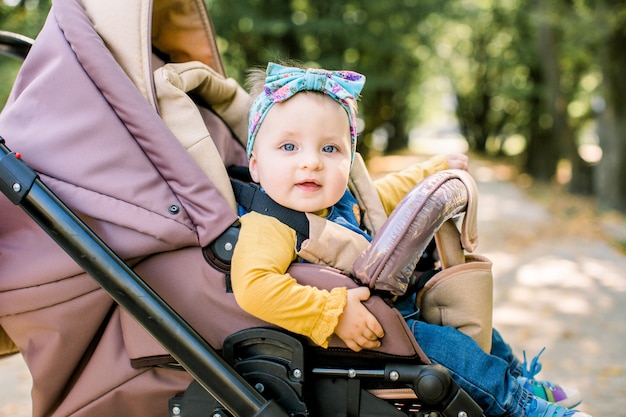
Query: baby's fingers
xmin=356 ymin=332 xmax=381 ymax=350
xmin=367 ymin=317 xmax=384 ymax=339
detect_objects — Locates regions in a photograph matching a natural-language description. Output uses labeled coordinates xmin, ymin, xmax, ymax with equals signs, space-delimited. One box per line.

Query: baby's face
xmin=249 ymin=92 xmax=352 ymax=213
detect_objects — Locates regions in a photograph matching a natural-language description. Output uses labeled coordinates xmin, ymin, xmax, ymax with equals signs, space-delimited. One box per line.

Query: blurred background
xmin=2 ymin=0 xmax=626 ymax=221
xmin=1 ymin=1 xmax=626 ymax=415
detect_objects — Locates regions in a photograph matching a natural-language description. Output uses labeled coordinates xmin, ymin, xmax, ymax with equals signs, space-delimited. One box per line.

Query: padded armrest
xmin=353 ymin=170 xmax=478 ymax=296
xmin=287 ymin=263 xmax=429 ymax=362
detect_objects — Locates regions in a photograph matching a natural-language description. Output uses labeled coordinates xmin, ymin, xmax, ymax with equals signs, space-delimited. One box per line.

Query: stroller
xmin=0 ymin=1 xmax=487 ymax=416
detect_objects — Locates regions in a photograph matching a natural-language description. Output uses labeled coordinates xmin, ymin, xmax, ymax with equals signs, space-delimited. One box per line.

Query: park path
xmin=369 ymin=154 xmax=626 ymax=416
xmin=473 ymin=159 xmax=626 ymax=416
xmin=1 ymin=155 xmax=625 ymax=416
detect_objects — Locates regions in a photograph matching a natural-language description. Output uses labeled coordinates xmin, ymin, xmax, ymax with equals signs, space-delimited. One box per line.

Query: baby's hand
xmin=335 ymin=287 xmax=385 ymax=352
xmin=445 ymin=153 xmax=469 ymax=171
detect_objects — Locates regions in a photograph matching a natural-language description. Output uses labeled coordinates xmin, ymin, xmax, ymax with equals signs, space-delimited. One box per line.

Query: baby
xmin=230 ymin=61 xmax=589 ymax=417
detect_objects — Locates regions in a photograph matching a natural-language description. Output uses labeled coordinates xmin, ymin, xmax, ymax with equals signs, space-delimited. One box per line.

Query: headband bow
xmin=247 ymin=62 xmax=365 ymax=161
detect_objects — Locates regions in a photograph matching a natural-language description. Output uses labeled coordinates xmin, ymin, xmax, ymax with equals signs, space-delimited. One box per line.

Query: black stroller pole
xmin=0 ymin=138 xmax=289 ymax=417
xmin=0 ymin=30 xmax=34 ymax=60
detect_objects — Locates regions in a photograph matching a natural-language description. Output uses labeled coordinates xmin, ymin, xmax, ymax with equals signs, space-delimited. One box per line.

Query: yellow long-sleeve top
xmin=230 ymin=155 xmax=449 ymax=347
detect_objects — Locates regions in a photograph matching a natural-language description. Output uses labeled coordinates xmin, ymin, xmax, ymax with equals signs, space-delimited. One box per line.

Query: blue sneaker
xmin=519 ymin=348 xmax=582 ymax=408
xmin=525 ymin=397 xmax=591 ymax=417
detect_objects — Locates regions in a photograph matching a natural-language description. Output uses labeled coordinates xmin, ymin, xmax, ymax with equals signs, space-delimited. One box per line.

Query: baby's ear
xmin=248 ymin=156 xmax=260 ymax=183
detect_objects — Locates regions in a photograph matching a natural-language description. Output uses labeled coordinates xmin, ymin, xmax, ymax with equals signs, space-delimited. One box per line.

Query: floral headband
xmin=247 ymin=62 xmax=366 ymax=162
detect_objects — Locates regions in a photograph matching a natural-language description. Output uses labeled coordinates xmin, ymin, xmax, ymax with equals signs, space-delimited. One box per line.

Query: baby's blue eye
xmin=281 ymin=143 xmax=296 ymax=151
xmin=322 ymin=145 xmax=337 ymax=153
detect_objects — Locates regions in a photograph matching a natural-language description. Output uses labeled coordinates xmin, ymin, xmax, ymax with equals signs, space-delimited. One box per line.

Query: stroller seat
xmin=0 ymin=1 xmax=485 ymax=416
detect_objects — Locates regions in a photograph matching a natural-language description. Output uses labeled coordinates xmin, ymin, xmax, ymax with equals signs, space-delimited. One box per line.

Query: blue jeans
xmin=395 ymin=295 xmax=534 ymax=417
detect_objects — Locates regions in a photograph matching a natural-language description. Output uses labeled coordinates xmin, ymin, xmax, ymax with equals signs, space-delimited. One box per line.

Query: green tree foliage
xmin=419 ymin=0 xmax=605 ymax=195
xmin=417 ymin=2 xmax=533 ymax=154
xmin=206 ymin=0 xmax=441 ymax=156
xmin=2 ymin=0 xmax=626 ymax=212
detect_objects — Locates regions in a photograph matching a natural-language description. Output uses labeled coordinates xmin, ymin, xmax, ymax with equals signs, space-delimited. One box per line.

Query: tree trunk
xmin=594 ymin=13 xmax=626 ymax=212
xmin=534 ymin=3 xmax=593 ymax=192
xmin=523 ymin=64 xmax=559 ymax=181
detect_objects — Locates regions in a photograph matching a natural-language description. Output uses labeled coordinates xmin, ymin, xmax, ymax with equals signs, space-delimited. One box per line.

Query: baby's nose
xmin=300 ymin=151 xmax=323 ymax=169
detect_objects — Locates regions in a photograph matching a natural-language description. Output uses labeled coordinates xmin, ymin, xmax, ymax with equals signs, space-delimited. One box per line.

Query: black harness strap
xmin=230 ymin=179 xmax=309 ymax=249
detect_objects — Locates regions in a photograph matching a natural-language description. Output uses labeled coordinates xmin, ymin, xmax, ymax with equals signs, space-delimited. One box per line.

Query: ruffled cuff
xmin=310 ymin=287 xmax=347 ymax=348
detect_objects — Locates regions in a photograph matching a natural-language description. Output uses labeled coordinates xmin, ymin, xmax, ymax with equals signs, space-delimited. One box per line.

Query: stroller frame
xmin=0 ymin=135 xmax=483 ymax=417
xmin=0 ymin=3 xmax=485 ymax=416
xmin=0 ymin=137 xmax=283 ymax=417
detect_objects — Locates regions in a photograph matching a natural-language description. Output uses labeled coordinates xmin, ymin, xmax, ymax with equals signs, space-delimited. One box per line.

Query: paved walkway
xmin=0 ymin=354 xmax=31 ymax=417
xmin=471 ymin=159 xmax=626 ymax=416
xmin=1 ymin=156 xmax=625 ymax=416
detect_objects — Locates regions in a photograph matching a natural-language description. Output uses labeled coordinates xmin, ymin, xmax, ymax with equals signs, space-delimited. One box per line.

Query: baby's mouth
xmin=296 ymin=180 xmax=321 ymax=191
